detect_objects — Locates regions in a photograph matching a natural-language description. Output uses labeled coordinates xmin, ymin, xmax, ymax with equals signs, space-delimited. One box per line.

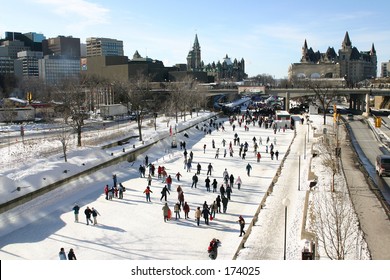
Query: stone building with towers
xmin=186 ymin=34 xmax=247 ymax=82
xmin=288 ymin=31 xmax=377 ymax=86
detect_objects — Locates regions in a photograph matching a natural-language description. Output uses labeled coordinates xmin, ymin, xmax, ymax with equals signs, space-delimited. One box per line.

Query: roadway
xmin=346 ymin=115 xmax=390 ymax=205
xmin=341 ymin=114 xmax=390 ymax=259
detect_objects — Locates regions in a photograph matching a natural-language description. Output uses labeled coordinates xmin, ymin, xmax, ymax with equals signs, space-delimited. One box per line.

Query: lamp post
xmin=154 ymin=112 xmax=157 ymax=131
xmin=282 ymin=197 xmax=290 ymax=260
xmin=298 ymin=154 xmax=301 ymax=191
xmin=307 ymin=121 xmax=310 ymax=142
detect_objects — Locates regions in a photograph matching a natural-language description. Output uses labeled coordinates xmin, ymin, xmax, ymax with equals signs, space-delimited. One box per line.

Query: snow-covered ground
xmin=0 ymin=109 xmax=301 ymax=260
xmin=0 ymin=107 xmax=373 ymax=264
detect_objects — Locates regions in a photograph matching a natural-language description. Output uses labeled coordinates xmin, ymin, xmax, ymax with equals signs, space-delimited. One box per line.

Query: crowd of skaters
xmin=68 ymin=110 xmax=289 ymax=257
xmin=128 ymin=112 xmax=286 ymax=237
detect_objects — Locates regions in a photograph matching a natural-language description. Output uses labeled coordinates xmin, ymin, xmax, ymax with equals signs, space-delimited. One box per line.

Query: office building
xmin=42 ymin=36 xmax=81 ymax=59
xmin=86 ymin=37 xmax=124 ymax=57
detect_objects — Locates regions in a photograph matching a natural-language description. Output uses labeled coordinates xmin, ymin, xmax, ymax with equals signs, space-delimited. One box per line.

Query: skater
xmin=197 ymin=162 xmax=201 ymax=174
xmin=160 ymin=185 xmax=170 ymax=201
xmin=147 ymin=174 xmax=152 ymax=186
xmin=220 ymin=184 xmax=226 ymax=197
xmin=112 ymin=174 xmax=117 ymax=188
xmin=237 ymin=215 xmax=246 ymax=237
xmin=108 ymin=186 xmax=114 ymax=200
xmin=212 ymin=178 xmax=218 ymax=193
xmin=67 ymin=248 xmax=77 ymax=260
xmin=205 ymin=176 xmax=211 ymax=192
xmin=195 ymin=207 xmax=201 ymax=226
xmin=216 ymin=195 xmax=221 ymax=213
xmin=104 ymin=184 xmax=109 ymax=200
xmin=211 ymin=201 xmax=218 ymax=218
xmin=118 ymin=183 xmax=125 ymax=199
xmin=215 ymin=148 xmax=219 ymax=159
xmin=176 ymin=172 xmax=182 ymax=181
xmin=143 ymin=186 xmax=153 ymax=202
xmin=91 ymin=207 xmax=100 ymax=225
xmin=174 ymin=202 xmax=181 ymax=220
xmin=183 ymin=202 xmax=190 ymax=219
xmin=84 ymin=206 xmax=93 ymax=225
xmin=226 ymin=185 xmax=232 ymax=200
xmin=202 ymin=206 xmax=210 ymax=225
xmin=203 ymin=144 xmax=206 ymax=153
xmin=178 ymin=191 xmax=185 ymax=207
xmin=257 ymin=152 xmax=261 ymax=162
xmin=229 ymin=174 xmax=234 ymax=188
xmin=246 ymin=163 xmax=252 ymax=176
xmin=275 ymin=150 xmax=279 ymax=160
xmin=191 ymin=173 xmax=198 ymax=188
xmin=59 ymin=248 xmax=67 ymax=260
xmin=208 ymin=238 xmax=221 ymax=260
xmin=166 ymin=175 xmax=172 ymax=191
xmin=162 ymin=203 xmax=170 ymax=222
xmin=222 ymin=195 xmax=229 ymax=213
xmin=207 ymin=163 xmax=213 ymax=176
xmin=145 ymin=155 xmax=149 ymax=166
xmin=72 ymin=204 xmax=80 ymax=222
xmin=235 ymin=176 xmax=242 ymax=190
xmin=186 ymin=160 xmax=192 ymax=172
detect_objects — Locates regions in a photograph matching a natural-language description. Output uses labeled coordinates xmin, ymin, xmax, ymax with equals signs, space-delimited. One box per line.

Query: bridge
xmin=236 ymin=86 xmax=390 ymax=115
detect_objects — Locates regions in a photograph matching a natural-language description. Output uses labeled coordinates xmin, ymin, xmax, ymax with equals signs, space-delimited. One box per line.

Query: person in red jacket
xmin=143 ymin=186 xmax=153 ymax=202
xmin=183 ymin=202 xmax=190 ymax=219
xmin=257 ymin=152 xmax=261 ymax=162
xmin=166 ymin=175 xmax=172 ymax=190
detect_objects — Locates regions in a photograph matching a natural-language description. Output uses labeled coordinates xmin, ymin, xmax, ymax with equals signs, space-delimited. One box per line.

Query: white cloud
xmin=33 ymin=0 xmax=110 ymax=29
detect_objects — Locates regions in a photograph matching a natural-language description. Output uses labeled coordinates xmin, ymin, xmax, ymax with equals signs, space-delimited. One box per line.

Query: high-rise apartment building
xmin=86 ymin=37 xmax=124 ymax=57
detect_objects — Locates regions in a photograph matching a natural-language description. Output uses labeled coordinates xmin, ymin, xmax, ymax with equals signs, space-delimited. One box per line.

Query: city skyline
xmin=1 ymin=0 xmax=390 ymax=79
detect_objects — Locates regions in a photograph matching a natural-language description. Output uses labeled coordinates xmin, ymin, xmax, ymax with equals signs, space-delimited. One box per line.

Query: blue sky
xmin=1 ymin=0 xmax=390 ymax=78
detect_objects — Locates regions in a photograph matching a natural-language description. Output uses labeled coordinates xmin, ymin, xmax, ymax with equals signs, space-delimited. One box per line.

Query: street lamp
xmin=282 ymin=197 xmax=290 ymax=260
xmin=298 ymin=154 xmax=301 ymax=191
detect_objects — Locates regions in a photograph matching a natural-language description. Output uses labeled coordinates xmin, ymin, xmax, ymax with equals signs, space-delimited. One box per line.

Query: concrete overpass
xmin=236 ymin=86 xmax=390 ymax=115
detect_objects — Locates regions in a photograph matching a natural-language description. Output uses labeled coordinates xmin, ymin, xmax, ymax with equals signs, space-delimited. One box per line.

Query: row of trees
xmin=12 ymin=73 xmax=207 ymax=161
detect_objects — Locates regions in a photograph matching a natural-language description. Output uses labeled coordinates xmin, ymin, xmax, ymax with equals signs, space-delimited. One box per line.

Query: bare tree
xmin=167 ymin=81 xmax=184 ymax=124
xmin=56 ymin=123 xmax=73 ymax=162
xmin=310 ymin=190 xmax=358 ymax=259
xmin=319 ymin=134 xmax=340 ymax=192
xmin=126 ymin=73 xmax=153 ymax=141
xmin=299 ymin=79 xmax=339 ymax=125
xmin=52 ymin=78 xmax=88 ymax=147
xmin=167 ymin=76 xmax=199 ymax=122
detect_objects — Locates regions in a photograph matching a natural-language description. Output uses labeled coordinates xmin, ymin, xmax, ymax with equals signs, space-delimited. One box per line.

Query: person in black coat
xmin=84 ymin=206 xmax=93 ymax=225
xmin=205 ymin=176 xmax=211 ymax=192
xmin=221 ymin=195 xmax=228 ymax=213
xmin=226 ymin=185 xmax=232 ymax=200
xmin=220 ymin=185 xmax=225 ymax=197
xmin=216 ymin=195 xmax=221 ymax=213
xmin=201 ymin=206 xmax=210 ymax=225
xmin=68 ymin=248 xmax=77 ymax=260
xmin=160 ymin=185 xmax=170 ymax=201
xmin=212 ymin=179 xmax=218 ymax=193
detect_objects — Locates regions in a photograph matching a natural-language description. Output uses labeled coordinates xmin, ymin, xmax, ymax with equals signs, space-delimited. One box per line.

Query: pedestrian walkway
xmin=237 ymin=122 xmax=309 ymax=259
